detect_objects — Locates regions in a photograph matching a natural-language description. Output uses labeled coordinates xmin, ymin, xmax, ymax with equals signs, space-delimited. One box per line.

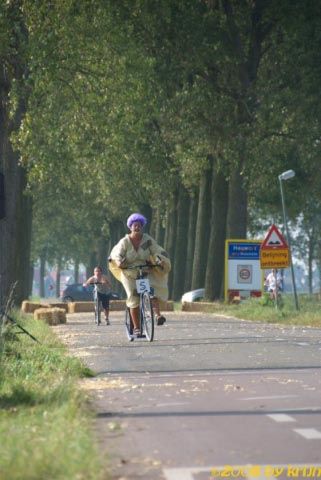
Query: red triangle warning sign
xmin=261 ymin=224 xmax=288 ymax=249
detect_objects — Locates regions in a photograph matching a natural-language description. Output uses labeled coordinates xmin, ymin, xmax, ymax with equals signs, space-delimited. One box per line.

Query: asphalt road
xmin=55 ymin=311 xmax=321 ymax=480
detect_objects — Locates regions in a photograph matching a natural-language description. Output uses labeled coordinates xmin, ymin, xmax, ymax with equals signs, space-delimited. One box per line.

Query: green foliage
xmin=3 ymin=0 xmax=321 ymax=285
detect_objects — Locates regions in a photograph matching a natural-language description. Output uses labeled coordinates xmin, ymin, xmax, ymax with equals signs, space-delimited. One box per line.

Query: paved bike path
xmin=54 ymin=311 xmax=321 ymax=479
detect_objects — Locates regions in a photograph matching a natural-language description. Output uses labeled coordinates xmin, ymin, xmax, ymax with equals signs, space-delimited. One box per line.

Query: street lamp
xmin=278 ymin=169 xmax=299 ymax=310
xmin=279 ymin=169 xmax=295 ymax=181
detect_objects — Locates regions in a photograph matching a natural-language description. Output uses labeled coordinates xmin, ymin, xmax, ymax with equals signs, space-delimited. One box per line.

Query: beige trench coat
xmin=109 ymin=233 xmax=171 ymax=308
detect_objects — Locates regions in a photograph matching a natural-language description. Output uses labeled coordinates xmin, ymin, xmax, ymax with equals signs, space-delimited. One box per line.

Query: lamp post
xmin=278 ymin=169 xmax=299 ymax=310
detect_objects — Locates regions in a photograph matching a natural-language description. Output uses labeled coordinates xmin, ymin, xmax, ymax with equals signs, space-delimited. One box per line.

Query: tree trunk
xmin=140 ymin=203 xmax=153 ymax=234
xmin=40 ymin=253 xmax=46 ymax=298
xmin=74 ymin=259 xmax=79 ymax=283
xmin=87 ymin=251 xmax=97 ymax=279
xmin=154 ymin=206 xmax=165 ymax=246
xmin=0 ymin=133 xmax=32 ymax=306
xmin=308 ymin=232 xmax=314 ymax=295
xmin=0 ymin=3 xmax=29 ymax=307
xmin=222 ymin=0 xmax=268 ymax=240
xmin=56 ymin=259 xmax=61 ymax=299
xmin=164 ymin=190 xmax=178 ymax=298
xmin=150 ymin=211 xmax=156 ymax=238
xmin=205 ymin=163 xmax=229 ymax=300
xmin=29 ymin=264 xmax=34 ymax=297
xmin=97 ymin=236 xmax=108 ymax=274
xmin=191 ymin=167 xmax=212 ymax=290
xmin=319 ymin=253 xmax=321 ymax=296
xmin=172 ymin=186 xmax=190 ymax=300
xmin=226 ymin=165 xmax=247 ymax=238
xmin=184 ymin=194 xmax=198 ymax=293
xmin=16 ymin=180 xmax=33 ymax=301
xmin=107 ymin=220 xmax=126 ymax=296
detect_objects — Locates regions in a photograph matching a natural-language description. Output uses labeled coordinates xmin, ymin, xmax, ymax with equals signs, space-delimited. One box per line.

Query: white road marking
xmin=267 ymin=413 xmax=296 ymax=422
xmin=279 ymin=406 xmax=321 ymax=411
xmin=105 ymin=367 xmax=321 ymax=380
xmin=294 ymin=428 xmax=321 ymax=439
xmin=241 ymin=395 xmax=298 ymax=400
xmin=163 ymin=466 xmax=211 ymax=480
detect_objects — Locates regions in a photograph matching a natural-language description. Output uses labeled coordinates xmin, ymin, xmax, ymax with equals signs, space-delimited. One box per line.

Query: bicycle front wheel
xmin=94 ymin=295 xmax=101 ymax=325
xmin=141 ymin=291 xmax=154 ymax=342
xmin=125 ymin=307 xmax=134 ymax=341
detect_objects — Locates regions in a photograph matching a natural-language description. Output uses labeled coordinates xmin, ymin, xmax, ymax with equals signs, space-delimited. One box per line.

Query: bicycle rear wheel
xmin=125 ymin=308 xmax=134 ymax=341
xmin=141 ymin=291 xmax=154 ymax=342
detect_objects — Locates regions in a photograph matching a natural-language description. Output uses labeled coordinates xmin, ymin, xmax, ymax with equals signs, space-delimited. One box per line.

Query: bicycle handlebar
xmin=121 ymin=263 xmax=161 ymax=270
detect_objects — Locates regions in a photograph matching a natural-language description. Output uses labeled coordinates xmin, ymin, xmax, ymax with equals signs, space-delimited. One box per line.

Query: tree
xmin=0 ymin=1 xmax=31 ymax=305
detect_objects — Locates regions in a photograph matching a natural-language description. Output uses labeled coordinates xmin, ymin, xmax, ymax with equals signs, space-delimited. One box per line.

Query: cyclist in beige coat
xmin=109 ymin=213 xmax=171 ymax=333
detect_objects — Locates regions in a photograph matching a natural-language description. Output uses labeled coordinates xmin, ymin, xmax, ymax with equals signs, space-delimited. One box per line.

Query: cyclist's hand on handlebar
xmin=118 ymin=259 xmax=127 ymax=269
xmin=156 ymin=255 xmax=165 ymax=269
xmin=111 ymin=255 xmax=126 ymax=268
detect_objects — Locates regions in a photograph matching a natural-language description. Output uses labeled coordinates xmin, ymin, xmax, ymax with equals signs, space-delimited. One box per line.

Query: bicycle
xmin=263 ymin=285 xmax=284 ymax=309
xmin=88 ymin=282 xmax=104 ymax=325
xmin=123 ymin=262 xmax=160 ymax=342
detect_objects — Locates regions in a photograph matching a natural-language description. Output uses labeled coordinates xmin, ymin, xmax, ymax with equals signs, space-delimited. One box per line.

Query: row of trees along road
xmin=1 ymin=0 xmax=321 ymax=306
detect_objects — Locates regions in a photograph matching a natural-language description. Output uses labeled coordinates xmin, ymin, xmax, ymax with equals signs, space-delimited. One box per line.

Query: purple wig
xmin=126 ymin=213 xmax=147 ymax=229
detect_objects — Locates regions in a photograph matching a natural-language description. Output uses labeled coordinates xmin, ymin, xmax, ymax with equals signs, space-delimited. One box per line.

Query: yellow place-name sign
xmin=260 ymin=248 xmax=290 ymax=269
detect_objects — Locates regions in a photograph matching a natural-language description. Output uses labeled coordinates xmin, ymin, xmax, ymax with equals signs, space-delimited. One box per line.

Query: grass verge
xmin=0 ymin=311 xmax=104 ymax=480
xmin=181 ymin=294 xmax=321 ymax=327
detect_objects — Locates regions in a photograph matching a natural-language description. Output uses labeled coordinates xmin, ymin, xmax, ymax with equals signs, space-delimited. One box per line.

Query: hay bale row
xmin=66 ymin=300 xmax=173 ymax=313
xmin=21 ymin=301 xmax=69 ymax=314
xmin=23 ymin=298 xmax=174 ymax=315
xmin=181 ymin=301 xmax=218 ymax=312
xmin=33 ymin=307 xmax=66 ymax=325
xmin=67 ymin=300 xmax=127 ymax=313
xmin=159 ymin=300 xmax=174 ymax=312
xmin=110 ymin=300 xmax=126 ymax=311
xmin=67 ymin=302 xmax=95 ymax=313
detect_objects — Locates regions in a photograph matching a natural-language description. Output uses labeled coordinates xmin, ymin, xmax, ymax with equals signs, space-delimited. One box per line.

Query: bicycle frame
xmin=124 ymin=263 xmax=159 ymax=342
xmin=94 ymin=285 xmax=102 ymax=325
xmin=89 ymin=282 xmax=103 ymax=325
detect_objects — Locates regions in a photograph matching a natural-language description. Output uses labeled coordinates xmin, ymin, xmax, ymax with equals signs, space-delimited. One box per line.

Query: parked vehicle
xmin=181 ymin=288 xmax=205 ymax=303
xmin=61 ymin=283 xmax=120 ymax=303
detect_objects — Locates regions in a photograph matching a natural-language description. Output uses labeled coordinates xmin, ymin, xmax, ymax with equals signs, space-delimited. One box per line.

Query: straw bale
xmin=21 ymin=301 xmax=49 ymax=314
xmin=159 ymin=300 xmax=174 ymax=311
xmin=109 ymin=300 xmax=126 ymax=311
xmin=51 ymin=307 xmax=67 ymax=324
xmin=68 ymin=302 xmax=94 ymax=313
xmin=44 ymin=302 xmax=69 ymax=312
xmin=33 ymin=307 xmax=66 ymax=325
